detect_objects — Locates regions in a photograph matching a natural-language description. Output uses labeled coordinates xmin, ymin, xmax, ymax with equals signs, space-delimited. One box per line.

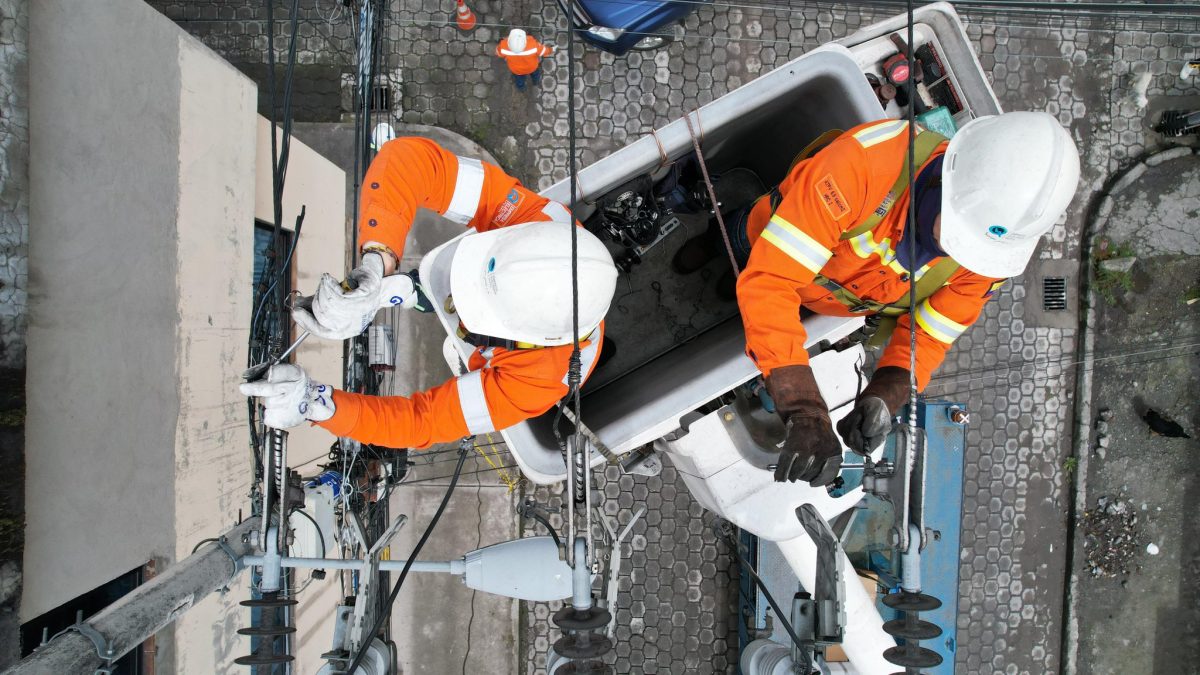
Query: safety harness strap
xmin=869 ymin=258 xmax=961 ymax=347
xmin=839 ymin=129 xmax=947 ymax=241
xmin=812 ymin=257 xmax=959 ymax=317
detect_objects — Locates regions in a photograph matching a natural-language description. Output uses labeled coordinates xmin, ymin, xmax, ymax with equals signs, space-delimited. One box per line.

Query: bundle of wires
xmin=246 ymin=0 xmax=305 ymax=480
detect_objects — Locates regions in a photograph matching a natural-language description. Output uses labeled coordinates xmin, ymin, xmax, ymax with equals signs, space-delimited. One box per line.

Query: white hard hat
xmin=371 ymin=122 xmax=396 ymax=150
xmin=449 ymin=220 xmax=618 ymax=346
xmin=939 ymin=111 xmax=1081 ymax=278
xmin=508 ymin=29 xmax=527 ymax=52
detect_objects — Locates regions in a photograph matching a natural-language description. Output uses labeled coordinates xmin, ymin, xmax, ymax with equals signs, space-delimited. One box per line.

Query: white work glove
xmin=293 ymin=253 xmax=427 ymax=340
xmin=239 ymin=364 xmax=336 ymax=429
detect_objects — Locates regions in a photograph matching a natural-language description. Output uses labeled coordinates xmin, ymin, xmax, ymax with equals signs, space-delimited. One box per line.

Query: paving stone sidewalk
xmin=147 ymin=2 xmax=1200 ymax=672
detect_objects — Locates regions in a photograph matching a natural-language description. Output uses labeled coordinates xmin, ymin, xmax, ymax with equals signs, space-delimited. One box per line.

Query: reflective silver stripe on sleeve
xmin=914 ymin=300 xmax=968 ymax=345
xmin=499 ymin=48 xmax=538 ymax=57
xmin=455 ymin=370 xmax=496 ymax=434
xmin=541 ymin=200 xmax=572 ymax=223
xmin=443 ymin=156 xmax=486 ymax=224
xmin=852 ymin=119 xmax=908 ymax=147
xmin=760 ymin=215 xmax=833 ymax=274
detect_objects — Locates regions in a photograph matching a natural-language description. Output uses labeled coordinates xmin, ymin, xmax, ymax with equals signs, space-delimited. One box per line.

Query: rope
xmin=650 ymin=128 xmax=670 ymax=169
xmin=683 ymin=112 xmax=741 ymax=277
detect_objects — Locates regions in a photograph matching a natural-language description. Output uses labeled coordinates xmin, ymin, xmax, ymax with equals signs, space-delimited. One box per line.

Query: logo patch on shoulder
xmin=815 ymin=173 xmax=851 ymax=221
xmin=984 ymin=280 xmax=1005 ymax=298
xmin=494 ymin=188 xmax=521 ymax=224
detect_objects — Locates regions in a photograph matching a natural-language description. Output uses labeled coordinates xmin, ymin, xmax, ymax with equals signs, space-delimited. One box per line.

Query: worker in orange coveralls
xmin=672 ymin=112 xmax=1081 ymax=486
xmin=495 ymin=28 xmax=554 ymax=91
xmin=240 ymin=137 xmax=618 ymax=450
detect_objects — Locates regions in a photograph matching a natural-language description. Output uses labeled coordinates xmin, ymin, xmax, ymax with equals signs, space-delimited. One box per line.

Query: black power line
xmin=344 ymin=442 xmax=471 ymax=674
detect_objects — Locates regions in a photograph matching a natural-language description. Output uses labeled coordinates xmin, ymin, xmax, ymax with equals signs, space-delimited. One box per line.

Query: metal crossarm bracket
xmin=71 ymin=619 xmax=116 ymax=673
xmin=795 ymin=504 xmax=847 ymax=646
xmin=349 ymin=514 xmax=407 ymax=652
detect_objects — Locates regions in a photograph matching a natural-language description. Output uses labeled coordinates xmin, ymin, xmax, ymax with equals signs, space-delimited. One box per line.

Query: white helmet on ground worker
xmin=450 ymin=220 xmax=618 ymax=346
xmin=507 ymin=28 xmax=528 ymax=53
xmin=939 ymin=111 xmax=1081 ymax=279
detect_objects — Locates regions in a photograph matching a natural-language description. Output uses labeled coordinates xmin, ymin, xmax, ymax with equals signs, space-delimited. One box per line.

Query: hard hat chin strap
xmin=455 ymin=320 xmax=595 ymax=351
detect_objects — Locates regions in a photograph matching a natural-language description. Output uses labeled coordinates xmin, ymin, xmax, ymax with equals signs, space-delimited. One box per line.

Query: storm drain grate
xmin=1043 ymin=276 xmax=1068 ymax=311
xmin=370 ymin=85 xmax=392 ymax=113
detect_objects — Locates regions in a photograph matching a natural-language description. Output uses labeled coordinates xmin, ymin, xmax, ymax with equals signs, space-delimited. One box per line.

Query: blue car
xmin=555 ymin=0 xmax=711 ymax=55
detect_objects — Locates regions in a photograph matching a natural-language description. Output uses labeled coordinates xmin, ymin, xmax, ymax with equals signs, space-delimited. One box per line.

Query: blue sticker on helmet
xmin=987 ymin=225 xmax=1008 ymax=238
xmin=487 ymin=257 xmax=496 ymax=271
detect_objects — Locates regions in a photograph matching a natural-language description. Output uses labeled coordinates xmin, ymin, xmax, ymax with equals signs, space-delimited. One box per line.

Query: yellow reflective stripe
xmin=849 ymin=231 xmax=938 ymax=280
xmin=848 ymin=232 xmax=879 ymax=259
xmin=761 ymin=215 xmax=832 ymax=274
xmin=853 ymin=119 xmax=909 ymax=148
xmin=914 ymin=300 xmax=967 ymax=344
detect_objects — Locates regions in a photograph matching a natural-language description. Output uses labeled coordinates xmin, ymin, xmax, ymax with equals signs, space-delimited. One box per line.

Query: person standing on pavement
xmin=671 ymin=112 xmax=1081 ymax=486
xmin=240 ymin=137 xmax=618 ymax=449
xmin=495 ymin=28 xmax=554 ymax=91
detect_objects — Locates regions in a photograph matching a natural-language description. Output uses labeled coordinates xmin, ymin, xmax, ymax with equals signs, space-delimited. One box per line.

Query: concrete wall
xmin=27 ymin=0 xmax=346 ymax=672
xmin=167 ymin=34 xmax=257 ymax=674
xmin=27 ymin=0 xmax=195 ymax=623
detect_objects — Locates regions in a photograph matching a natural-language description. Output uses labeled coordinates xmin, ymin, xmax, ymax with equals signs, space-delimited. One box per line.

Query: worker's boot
xmin=671 ymin=231 xmax=719 ymax=274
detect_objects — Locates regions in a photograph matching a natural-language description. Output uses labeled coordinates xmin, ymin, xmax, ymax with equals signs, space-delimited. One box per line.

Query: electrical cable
xmin=723 ymin=526 xmax=815 ymax=672
xmin=165 ymin=0 xmax=1200 ymax=24
xmin=170 ymin=5 xmax=1200 ymax=72
xmin=925 ymin=341 xmax=1200 ymax=391
xmin=292 ymin=508 xmax=327 ymax=560
xmin=905 ymin=0 xmax=919 ymax=513
xmin=343 ymin=441 xmax=470 ymax=674
xmin=191 ymin=537 xmax=220 ymax=555
xmin=401 ymin=462 xmax=522 ymax=486
xmin=250 ymin=210 xmax=305 ymax=343
xmin=363 ymin=0 xmax=1200 ymax=38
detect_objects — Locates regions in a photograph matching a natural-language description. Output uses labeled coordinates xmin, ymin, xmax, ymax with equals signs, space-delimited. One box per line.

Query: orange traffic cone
xmin=455 ymin=0 xmax=477 ymax=32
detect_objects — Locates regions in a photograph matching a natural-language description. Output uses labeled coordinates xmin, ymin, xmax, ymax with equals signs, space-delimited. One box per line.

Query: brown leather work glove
xmin=765 ymin=365 xmax=843 ymax=486
xmin=836 ymin=366 xmax=909 ymax=456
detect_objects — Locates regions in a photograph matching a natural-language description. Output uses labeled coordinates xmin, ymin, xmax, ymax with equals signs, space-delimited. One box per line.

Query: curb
xmin=1060 ymin=145 xmax=1200 ymax=675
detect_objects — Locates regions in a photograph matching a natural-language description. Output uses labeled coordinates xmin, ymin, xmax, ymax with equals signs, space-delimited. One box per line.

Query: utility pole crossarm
xmin=6 ymin=517 xmax=261 ymax=675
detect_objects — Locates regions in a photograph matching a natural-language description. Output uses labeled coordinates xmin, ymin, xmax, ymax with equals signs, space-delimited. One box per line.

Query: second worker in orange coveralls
xmin=673 ymin=112 xmax=1081 ymax=486
xmin=241 ymin=137 xmax=618 ymax=449
xmin=495 ymin=28 xmax=554 ymax=92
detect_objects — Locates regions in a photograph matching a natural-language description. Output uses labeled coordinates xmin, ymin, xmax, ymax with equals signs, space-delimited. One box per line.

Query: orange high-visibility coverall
xmin=316 ymin=137 xmax=602 ymax=449
xmin=736 ymin=119 xmax=1005 ymax=389
xmin=495 ymin=37 xmax=554 ymax=76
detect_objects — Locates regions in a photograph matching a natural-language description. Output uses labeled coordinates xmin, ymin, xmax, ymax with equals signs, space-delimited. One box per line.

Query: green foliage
xmin=1092 ymin=237 xmax=1136 ymax=306
xmin=1093 ymin=237 xmax=1135 ymax=261
xmin=1063 ymin=456 xmax=1079 ymax=475
xmin=1095 ymin=267 xmax=1134 ymax=306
